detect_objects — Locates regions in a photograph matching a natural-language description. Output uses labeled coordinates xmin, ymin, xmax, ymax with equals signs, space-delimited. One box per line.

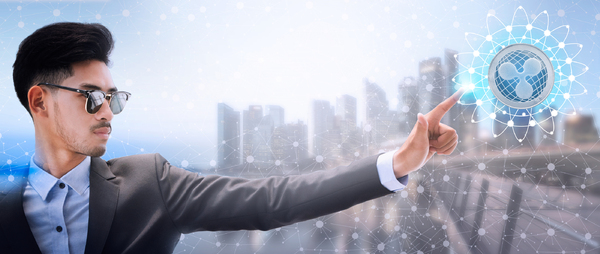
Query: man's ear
xmin=28 ymin=86 xmax=50 ymax=117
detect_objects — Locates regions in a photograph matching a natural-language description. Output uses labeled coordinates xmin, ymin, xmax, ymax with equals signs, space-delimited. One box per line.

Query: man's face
xmin=48 ymin=60 xmax=116 ymax=157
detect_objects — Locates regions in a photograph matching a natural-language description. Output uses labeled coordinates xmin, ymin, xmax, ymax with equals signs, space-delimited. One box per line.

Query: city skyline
xmin=216 ymin=48 xmax=600 ymax=170
xmin=1 ymin=2 xmax=600 ymax=253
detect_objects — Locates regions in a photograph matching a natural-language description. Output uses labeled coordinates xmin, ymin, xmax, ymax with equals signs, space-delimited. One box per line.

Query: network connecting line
xmin=455 ymin=7 xmax=589 ymax=142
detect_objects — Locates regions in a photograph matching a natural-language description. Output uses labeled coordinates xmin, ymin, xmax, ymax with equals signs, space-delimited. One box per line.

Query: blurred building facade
xmin=564 ymin=113 xmax=599 ymax=145
xmin=336 ymin=95 xmax=361 ymax=159
xmin=308 ymin=100 xmax=335 ymax=158
xmin=397 ymin=77 xmax=419 ymax=137
xmin=217 ymin=103 xmax=241 ymax=168
xmin=364 ymin=79 xmax=400 ymax=149
xmin=418 ymin=57 xmax=445 ymax=114
xmin=242 ymin=105 xmax=264 ymax=163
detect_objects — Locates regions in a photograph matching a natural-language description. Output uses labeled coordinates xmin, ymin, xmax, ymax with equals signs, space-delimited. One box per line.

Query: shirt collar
xmin=28 ymin=155 xmax=91 ymax=200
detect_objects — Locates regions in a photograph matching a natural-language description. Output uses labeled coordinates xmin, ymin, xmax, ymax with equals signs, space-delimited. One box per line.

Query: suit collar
xmin=85 ymin=157 xmax=119 ymax=254
xmin=90 ymin=157 xmax=116 ymax=180
xmin=0 ymin=158 xmax=120 ymax=254
xmin=0 ymin=167 xmax=41 ymax=254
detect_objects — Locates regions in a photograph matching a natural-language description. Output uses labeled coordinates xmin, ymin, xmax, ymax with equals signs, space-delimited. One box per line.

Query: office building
xmin=364 ymin=79 xmax=399 ymax=147
xmin=309 ymin=100 xmax=335 ymax=157
xmin=336 ymin=95 xmax=360 ymax=159
xmin=418 ymin=57 xmax=444 ymax=113
xmin=397 ymin=76 xmax=419 ymax=137
xmin=217 ymin=103 xmax=241 ymax=168
xmin=266 ymin=105 xmax=285 ymax=128
xmin=243 ymin=105 xmax=263 ymax=162
xmin=564 ymin=113 xmax=599 ymax=145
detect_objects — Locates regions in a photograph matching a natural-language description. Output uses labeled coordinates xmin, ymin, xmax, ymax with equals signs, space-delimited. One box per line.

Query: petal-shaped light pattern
xmin=455 ymin=7 xmax=588 ymax=142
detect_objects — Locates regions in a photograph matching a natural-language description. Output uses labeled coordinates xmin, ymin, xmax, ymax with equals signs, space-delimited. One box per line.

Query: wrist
xmin=392 ymin=149 xmax=411 ymax=178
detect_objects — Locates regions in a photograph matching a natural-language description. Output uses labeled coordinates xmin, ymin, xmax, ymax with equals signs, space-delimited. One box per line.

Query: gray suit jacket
xmin=0 ymin=153 xmax=392 ymax=253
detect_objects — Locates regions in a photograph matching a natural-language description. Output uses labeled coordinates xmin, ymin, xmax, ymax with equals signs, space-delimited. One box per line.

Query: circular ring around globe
xmin=488 ymin=43 xmax=555 ymax=109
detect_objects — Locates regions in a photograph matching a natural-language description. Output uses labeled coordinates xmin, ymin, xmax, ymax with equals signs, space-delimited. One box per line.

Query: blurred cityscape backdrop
xmin=0 ymin=0 xmax=600 ymax=253
xmin=209 ymin=49 xmax=600 ymax=253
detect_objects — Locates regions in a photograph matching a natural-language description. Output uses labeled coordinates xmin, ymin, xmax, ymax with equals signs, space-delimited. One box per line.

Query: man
xmin=0 ymin=22 xmax=463 ymax=253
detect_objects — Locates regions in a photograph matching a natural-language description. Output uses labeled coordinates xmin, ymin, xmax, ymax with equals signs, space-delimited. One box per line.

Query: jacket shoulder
xmin=99 ymin=153 xmax=170 ymax=179
xmin=105 ymin=153 xmax=165 ymax=167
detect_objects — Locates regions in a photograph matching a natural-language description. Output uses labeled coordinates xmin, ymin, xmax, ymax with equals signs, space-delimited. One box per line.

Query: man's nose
xmin=95 ymin=98 xmax=114 ymax=121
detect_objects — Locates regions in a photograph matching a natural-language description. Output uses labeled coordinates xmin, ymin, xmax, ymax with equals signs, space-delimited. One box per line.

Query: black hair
xmin=12 ymin=22 xmax=114 ymax=116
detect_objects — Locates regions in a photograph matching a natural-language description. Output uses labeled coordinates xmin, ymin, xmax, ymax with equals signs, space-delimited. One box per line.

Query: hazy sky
xmin=1 ymin=0 xmax=599 ymax=167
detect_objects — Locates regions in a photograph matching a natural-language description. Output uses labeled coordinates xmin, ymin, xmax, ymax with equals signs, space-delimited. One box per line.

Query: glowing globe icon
xmin=488 ymin=44 xmax=554 ymax=109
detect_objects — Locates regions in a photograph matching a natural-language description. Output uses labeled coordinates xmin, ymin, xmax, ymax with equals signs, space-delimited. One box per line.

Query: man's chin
xmin=84 ymin=146 xmax=107 ymax=157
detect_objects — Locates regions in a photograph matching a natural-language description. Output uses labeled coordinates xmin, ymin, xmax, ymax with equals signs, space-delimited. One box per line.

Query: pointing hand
xmin=393 ymin=88 xmax=466 ymax=178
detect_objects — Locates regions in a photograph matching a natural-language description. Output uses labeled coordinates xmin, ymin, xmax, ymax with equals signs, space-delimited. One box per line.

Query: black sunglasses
xmin=37 ymin=82 xmax=131 ymax=115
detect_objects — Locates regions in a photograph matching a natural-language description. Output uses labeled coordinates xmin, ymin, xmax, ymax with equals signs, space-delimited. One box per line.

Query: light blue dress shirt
xmin=23 ymin=156 xmax=90 ymax=254
xmin=21 ymin=151 xmax=405 ymax=253
xmin=376 ymin=150 xmax=409 ymax=192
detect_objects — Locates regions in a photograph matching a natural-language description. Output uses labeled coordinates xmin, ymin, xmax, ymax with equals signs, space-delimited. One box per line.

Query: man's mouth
xmin=93 ymin=127 xmax=111 ymax=139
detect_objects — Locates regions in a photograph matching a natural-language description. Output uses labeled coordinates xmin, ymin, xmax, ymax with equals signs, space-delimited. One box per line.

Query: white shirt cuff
xmin=376 ymin=150 xmax=408 ymax=192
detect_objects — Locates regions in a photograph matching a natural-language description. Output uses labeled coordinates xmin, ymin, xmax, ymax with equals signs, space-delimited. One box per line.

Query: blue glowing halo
xmin=454 ymin=7 xmax=589 ymax=142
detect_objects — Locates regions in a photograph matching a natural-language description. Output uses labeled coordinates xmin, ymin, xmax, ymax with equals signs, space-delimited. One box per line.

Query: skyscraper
xmin=365 ymin=79 xmax=389 ymax=121
xmin=336 ymin=95 xmax=357 ymax=128
xmin=243 ymin=105 xmax=263 ymax=163
xmin=266 ymin=105 xmax=285 ymax=128
xmin=217 ymin=103 xmax=241 ymax=168
xmin=419 ymin=57 xmax=444 ymax=114
xmin=336 ymin=95 xmax=360 ymax=159
xmin=309 ymin=100 xmax=335 ymax=157
xmin=255 ymin=115 xmax=274 ymax=164
xmin=364 ymin=79 xmax=398 ymax=147
xmin=264 ymin=106 xmax=285 ymax=164
xmin=271 ymin=120 xmax=309 ymax=165
xmin=563 ymin=113 xmax=599 ymax=145
xmin=397 ymin=76 xmax=419 ymax=137
xmin=445 ymin=49 xmax=460 ymax=126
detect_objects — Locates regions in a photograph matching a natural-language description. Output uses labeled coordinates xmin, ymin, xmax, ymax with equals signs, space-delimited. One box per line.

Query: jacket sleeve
xmin=153 ymin=153 xmax=392 ymax=233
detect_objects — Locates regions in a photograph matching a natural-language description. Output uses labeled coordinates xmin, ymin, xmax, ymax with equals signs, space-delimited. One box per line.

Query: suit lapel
xmin=0 ymin=168 xmax=41 ymax=253
xmin=84 ymin=157 xmax=119 ymax=254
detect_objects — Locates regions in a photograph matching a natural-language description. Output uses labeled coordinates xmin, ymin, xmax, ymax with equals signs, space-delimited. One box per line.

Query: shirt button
xmin=59 ymin=183 xmax=65 ymax=189
xmin=56 ymin=226 xmax=63 ymax=232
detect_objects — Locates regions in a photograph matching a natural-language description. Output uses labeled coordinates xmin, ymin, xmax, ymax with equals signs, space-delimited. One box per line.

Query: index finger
xmin=426 ymin=87 xmax=466 ymax=123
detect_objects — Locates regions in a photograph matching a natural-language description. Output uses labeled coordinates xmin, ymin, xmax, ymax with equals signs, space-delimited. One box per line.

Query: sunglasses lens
xmin=110 ymin=92 xmax=129 ymax=115
xmin=86 ymin=91 xmax=105 ymax=114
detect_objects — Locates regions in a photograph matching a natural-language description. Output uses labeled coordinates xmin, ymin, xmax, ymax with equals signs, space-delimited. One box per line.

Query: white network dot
xmin=456 ymin=7 xmax=588 ymax=141
xmin=0 ymin=4 xmax=597 ymax=254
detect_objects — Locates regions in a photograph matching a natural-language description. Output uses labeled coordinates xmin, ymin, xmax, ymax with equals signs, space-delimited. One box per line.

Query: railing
xmin=428 ymin=167 xmax=599 ymax=254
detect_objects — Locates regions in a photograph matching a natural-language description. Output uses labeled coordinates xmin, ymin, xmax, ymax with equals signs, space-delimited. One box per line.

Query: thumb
xmin=415 ymin=113 xmax=429 ymax=135
xmin=413 ymin=113 xmax=429 ymax=139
